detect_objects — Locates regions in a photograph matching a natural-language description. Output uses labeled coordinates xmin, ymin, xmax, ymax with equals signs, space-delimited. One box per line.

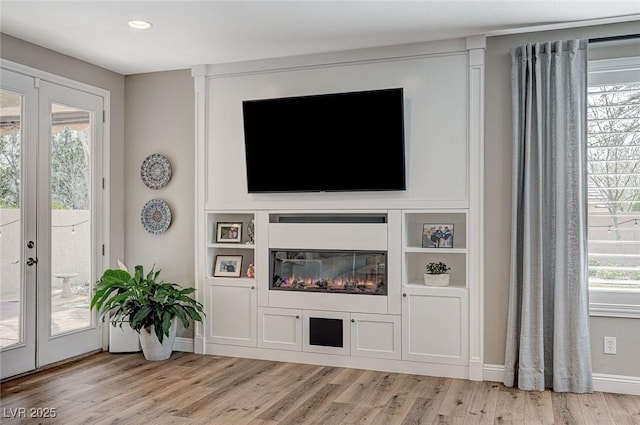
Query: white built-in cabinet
xmin=258 ymin=307 xmax=302 ymax=351
xmin=205 ymin=212 xmax=257 ymax=347
xmin=350 ymin=313 xmax=401 ymax=360
xmin=257 ymin=307 xmax=401 ymax=360
xmin=207 ymin=278 xmax=256 ymax=346
xmin=204 ymin=208 xmax=468 ymax=367
xmin=401 ymin=210 xmax=469 ymax=365
xmin=205 ymin=210 xmax=404 ymax=361
xmin=194 ymin=36 xmax=485 ymax=380
xmin=402 ymin=287 xmax=468 ymax=364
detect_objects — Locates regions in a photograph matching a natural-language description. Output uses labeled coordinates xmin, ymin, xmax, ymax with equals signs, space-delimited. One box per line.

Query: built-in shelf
xmin=206 ymin=211 xmax=256 ymax=279
xmin=404 ymin=247 xmax=467 ymax=254
xmin=207 ymin=243 xmax=255 ymax=250
xmin=208 ymin=277 xmax=256 ymax=285
xmin=402 ymin=210 xmax=469 ymax=291
xmin=403 ymin=282 xmax=468 ymax=293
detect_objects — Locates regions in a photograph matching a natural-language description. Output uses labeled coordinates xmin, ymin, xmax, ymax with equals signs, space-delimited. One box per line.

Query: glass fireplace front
xmin=271 ymin=250 xmax=387 ymax=295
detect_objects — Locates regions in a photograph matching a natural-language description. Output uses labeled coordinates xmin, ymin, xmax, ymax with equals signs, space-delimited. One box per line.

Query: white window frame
xmin=590 ymin=288 xmax=640 ymax=318
xmin=587 ymin=56 xmax=640 ymax=318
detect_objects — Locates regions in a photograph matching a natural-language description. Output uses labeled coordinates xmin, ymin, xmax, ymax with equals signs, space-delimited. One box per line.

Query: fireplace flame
xmin=277 ymin=276 xmax=384 ymax=293
xmin=270 ymin=251 xmax=387 ymax=295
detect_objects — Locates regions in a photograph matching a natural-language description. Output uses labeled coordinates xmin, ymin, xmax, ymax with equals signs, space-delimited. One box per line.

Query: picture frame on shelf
xmin=213 ymin=255 xmax=243 ymax=278
xmin=216 ymin=222 xmax=242 ymax=243
xmin=422 ymin=224 xmax=454 ymax=248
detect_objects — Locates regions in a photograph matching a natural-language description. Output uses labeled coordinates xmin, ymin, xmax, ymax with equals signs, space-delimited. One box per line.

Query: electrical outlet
xmin=604 ymin=336 xmax=617 ymax=354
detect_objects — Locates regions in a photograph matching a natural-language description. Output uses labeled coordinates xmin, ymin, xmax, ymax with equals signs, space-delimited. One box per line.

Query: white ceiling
xmin=1 ymin=1 xmax=639 ymax=75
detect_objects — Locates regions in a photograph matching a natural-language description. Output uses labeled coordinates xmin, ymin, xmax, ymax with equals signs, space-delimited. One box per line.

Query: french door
xmin=0 ymin=67 xmax=106 ymax=379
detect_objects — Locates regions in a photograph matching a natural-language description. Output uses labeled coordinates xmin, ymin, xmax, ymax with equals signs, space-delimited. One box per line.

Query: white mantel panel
xmin=268 ymin=223 xmax=387 ymax=251
xmin=206 ymin=52 xmax=468 ymax=209
xmin=269 ymin=290 xmax=388 ymax=314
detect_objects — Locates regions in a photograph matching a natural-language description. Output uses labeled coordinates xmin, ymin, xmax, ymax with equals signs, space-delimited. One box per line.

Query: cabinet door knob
xmin=351 ymin=318 xmax=355 ymax=323
xmin=296 ymin=315 xmax=300 ymax=319
xmin=402 ymin=293 xmax=407 ymax=297
xmin=251 ymin=285 xmax=255 ymax=290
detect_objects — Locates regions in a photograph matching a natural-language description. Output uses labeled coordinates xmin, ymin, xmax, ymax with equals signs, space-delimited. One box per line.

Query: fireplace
xmin=271 ymin=249 xmax=387 ymax=295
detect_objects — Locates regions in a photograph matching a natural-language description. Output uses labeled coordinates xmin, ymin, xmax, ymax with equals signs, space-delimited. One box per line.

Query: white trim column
xmin=466 ymin=36 xmax=485 ymax=381
xmin=192 ymin=65 xmax=209 ymax=354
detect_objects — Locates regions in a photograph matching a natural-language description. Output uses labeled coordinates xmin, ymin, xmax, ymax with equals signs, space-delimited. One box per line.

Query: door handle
xmin=26 ymin=257 xmax=38 ymax=266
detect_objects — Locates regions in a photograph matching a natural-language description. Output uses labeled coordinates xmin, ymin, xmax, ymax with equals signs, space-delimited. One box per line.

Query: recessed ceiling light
xmin=128 ymin=20 xmax=152 ymax=30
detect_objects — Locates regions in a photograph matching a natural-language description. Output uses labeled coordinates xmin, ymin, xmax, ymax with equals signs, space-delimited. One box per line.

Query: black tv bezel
xmin=242 ymin=87 xmax=406 ymax=194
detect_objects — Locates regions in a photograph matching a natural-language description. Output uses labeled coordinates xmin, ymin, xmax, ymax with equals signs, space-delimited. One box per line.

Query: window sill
xmin=589 ymin=287 xmax=640 ymax=318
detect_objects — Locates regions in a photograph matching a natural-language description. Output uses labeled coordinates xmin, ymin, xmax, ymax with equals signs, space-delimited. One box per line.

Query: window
xmin=587 ymin=57 xmax=640 ymax=316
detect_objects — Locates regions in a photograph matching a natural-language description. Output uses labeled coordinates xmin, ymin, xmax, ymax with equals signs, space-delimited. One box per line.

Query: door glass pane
xmin=0 ymin=90 xmax=23 ymax=349
xmin=50 ymin=103 xmax=92 ymax=336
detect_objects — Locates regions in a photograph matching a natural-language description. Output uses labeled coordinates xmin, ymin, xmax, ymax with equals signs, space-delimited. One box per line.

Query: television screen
xmin=242 ymin=88 xmax=406 ymax=193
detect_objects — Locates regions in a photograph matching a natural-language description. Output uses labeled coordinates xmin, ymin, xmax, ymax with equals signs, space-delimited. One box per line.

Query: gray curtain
xmin=504 ymin=39 xmax=593 ymax=393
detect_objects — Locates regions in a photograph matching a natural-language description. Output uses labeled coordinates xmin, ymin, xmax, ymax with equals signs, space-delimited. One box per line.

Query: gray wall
xmin=484 ymin=20 xmax=640 ymax=376
xmin=0 ymin=33 xmax=125 ymax=272
xmin=124 ymin=70 xmax=195 ymax=337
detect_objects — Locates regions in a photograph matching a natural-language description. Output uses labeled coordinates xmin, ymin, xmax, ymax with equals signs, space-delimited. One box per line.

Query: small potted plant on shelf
xmin=91 ymin=263 xmax=205 ymax=361
xmin=424 ymin=261 xmax=451 ymax=286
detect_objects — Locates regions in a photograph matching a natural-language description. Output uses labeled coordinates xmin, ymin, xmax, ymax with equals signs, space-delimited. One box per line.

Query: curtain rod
xmin=589 ymin=33 xmax=640 ymax=44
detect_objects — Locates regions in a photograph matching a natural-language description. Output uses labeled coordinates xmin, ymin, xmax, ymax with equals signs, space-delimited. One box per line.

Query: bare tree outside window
xmin=587 ymin=81 xmax=640 ymax=288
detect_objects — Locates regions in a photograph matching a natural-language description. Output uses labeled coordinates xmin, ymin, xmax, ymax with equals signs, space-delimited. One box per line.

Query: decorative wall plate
xmin=141 ymin=153 xmax=172 ymax=189
xmin=141 ymin=199 xmax=172 ymax=234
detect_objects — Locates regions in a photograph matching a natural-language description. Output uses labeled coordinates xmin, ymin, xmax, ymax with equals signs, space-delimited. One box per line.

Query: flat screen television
xmin=242 ymin=87 xmax=406 ymax=193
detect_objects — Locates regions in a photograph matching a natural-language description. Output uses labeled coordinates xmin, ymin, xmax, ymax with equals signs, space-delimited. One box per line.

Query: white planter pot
xmin=109 ymin=321 xmax=141 ymax=353
xmin=138 ymin=318 xmax=178 ymax=361
xmin=423 ymin=273 xmax=450 ymax=287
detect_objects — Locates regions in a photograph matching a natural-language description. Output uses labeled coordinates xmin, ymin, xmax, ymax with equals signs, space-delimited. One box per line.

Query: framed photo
xmin=422 ymin=224 xmax=454 ymax=248
xmin=214 ymin=255 xmax=243 ymax=278
xmin=216 ymin=222 xmax=242 ymax=243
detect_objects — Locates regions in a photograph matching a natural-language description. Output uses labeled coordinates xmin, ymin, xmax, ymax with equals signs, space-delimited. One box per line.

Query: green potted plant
xmin=424 ymin=261 xmax=451 ymax=286
xmin=91 ymin=264 xmax=205 ymax=361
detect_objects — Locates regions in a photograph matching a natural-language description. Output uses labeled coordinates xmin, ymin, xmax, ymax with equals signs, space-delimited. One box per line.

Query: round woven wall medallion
xmin=141 ymin=153 xmax=172 ymax=189
xmin=141 ymin=199 xmax=172 ymax=234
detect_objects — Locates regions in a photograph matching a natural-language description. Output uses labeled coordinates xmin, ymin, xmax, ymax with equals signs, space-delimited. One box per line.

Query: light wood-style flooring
xmin=1 ymin=352 xmax=639 ymax=424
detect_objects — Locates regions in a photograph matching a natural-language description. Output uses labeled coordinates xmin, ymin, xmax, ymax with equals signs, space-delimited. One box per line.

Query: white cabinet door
xmin=258 ymin=307 xmax=302 ymax=351
xmin=350 ymin=313 xmax=401 ymax=360
xmin=207 ymin=279 xmax=257 ymax=347
xmin=401 ymin=287 xmax=468 ymax=365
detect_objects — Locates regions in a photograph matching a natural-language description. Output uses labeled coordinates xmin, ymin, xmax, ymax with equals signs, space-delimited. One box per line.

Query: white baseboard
xmin=173 ymin=337 xmax=194 ymax=353
xmin=592 ymin=373 xmax=640 ymax=396
xmin=483 ymin=363 xmax=506 ymax=383
xmin=482 ymin=364 xmax=640 ymax=396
